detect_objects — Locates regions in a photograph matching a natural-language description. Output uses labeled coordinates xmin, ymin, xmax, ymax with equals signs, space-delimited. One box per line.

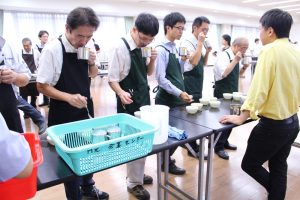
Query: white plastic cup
xmin=140 ymin=105 xmax=170 ymax=145
xmin=141 ymin=47 xmax=152 ymax=57
xmin=179 ymin=47 xmax=188 ymax=56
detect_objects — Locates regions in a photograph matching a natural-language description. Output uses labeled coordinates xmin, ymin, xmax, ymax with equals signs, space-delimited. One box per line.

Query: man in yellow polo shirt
xmin=219 ymin=9 xmax=300 ymax=200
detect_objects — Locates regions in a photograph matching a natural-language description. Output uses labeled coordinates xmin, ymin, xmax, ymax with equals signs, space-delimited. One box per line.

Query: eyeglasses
xmin=173 ymin=26 xmax=185 ymax=31
xmin=138 ymin=32 xmax=155 ymax=44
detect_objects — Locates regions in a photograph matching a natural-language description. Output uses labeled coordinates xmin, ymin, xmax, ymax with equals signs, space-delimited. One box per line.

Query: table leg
xmin=197 ymin=137 xmax=205 ymax=200
xmin=157 ymin=153 xmax=162 ymax=200
xmin=205 ymin=134 xmax=214 ymax=200
xmin=164 ymin=150 xmax=170 ymax=200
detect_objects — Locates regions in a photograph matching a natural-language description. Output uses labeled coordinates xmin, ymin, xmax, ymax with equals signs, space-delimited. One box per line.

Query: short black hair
xmin=192 ymin=16 xmax=210 ymax=32
xmin=38 ymin=30 xmax=49 ymax=38
xmin=222 ymin=34 xmax=231 ymax=46
xmin=254 ymin=38 xmax=259 ymax=43
xmin=163 ymin=12 xmax=186 ymax=35
xmin=22 ymin=37 xmax=32 ymax=45
xmin=259 ymin=8 xmax=293 ymax=38
xmin=67 ymin=7 xmax=100 ymax=31
xmin=135 ymin=13 xmax=159 ymax=37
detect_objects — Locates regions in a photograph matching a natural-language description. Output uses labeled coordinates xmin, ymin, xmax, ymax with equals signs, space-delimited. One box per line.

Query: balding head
xmin=232 ymin=37 xmax=249 ymax=55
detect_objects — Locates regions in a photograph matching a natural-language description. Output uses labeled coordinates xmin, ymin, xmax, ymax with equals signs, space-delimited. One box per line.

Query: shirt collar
xmin=125 ymin=32 xmax=138 ymax=51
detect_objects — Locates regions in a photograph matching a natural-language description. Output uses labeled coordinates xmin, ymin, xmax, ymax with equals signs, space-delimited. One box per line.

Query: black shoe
xmin=215 ymin=150 xmax=229 ymax=160
xmin=143 ymin=174 xmax=153 ymax=185
xmin=168 ymin=163 xmax=186 ymax=175
xmin=81 ymin=186 xmax=109 ymax=200
xmin=127 ymin=185 xmax=150 ymax=200
xmin=224 ymin=143 xmax=237 ymax=150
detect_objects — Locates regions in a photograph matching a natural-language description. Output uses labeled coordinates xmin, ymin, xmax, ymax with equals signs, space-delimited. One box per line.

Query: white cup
xmin=203 ymin=40 xmax=211 ymax=49
xmin=141 ymin=47 xmax=152 ymax=57
xmin=179 ymin=47 xmax=188 ymax=56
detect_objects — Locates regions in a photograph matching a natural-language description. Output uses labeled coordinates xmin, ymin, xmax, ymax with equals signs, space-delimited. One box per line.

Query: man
xmin=0 ymin=36 xmax=31 ymax=133
xmin=180 ymin=16 xmax=211 ymax=157
xmin=19 ymin=37 xmax=41 ymax=110
xmin=108 ymin=13 xmax=159 ymax=200
xmin=220 ymin=9 xmax=300 ymax=200
xmin=36 ymin=30 xmax=50 ymax=107
xmin=37 ymin=7 xmax=108 ymax=200
xmin=250 ymin=38 xmax=262 ymax=74
xmin=155 ymin=12 xmax=192 ymax=175
xmin=213 ymin=37 xmax=249 ymax=160
xmin=0 ymin=113 xmax=33 ymax=182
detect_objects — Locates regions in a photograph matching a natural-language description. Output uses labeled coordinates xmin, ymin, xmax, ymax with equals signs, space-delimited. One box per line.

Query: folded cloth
xmin=168 ymin=125 xmax=188 ymax=140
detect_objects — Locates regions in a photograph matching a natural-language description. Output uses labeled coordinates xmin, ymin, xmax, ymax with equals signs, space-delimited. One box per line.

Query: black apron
xmin=155 ymin=45 xmax=185 ymax=108
xmin=36 ymin=44 xmax=43 ymax=53
xmin=117 ymin=38 xmax=150 ymax=115
xmin=48 ymin=38 xmax=93 ymax=126
xmin=0 ymin=60 xmax=23 ymax=132
xmin=214 ymin=51 xmax=239 ymax=98
xmin=20 ymin=50 xmax=39 ymax=97
xmin=183 ymin=40 xmax=204 ymax=101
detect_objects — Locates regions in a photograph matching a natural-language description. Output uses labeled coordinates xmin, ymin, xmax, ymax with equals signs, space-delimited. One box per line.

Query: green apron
xmin=117 ymin=38 xmax=150 ymax=115
xmin=214 ymin=51 xmax=239 ymax=98
xmin=155 ymin=45 xmax=185 ymax=108
xmin=183 ymin=55 xmax=204 ymax=101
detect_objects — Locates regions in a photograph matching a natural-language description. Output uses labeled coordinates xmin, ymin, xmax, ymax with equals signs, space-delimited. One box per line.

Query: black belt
xmin=259 ymin=114 xmax=298 ymax=125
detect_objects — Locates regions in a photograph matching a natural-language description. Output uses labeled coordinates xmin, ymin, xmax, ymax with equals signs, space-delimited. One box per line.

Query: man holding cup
xmin=213 ymin=37 xmax=249 ymax=160
xmin=155 ymin=12 xmax=192 ymax=175
xmin=180 ymin=16 xmax=211 ymax=158
xmin=108 ymin=13 xmax=159 ymax=200
xmin=220 ymin=9 xmax=300 ymax=199
xmin=37 ymin=7 xmax=108 ymax=200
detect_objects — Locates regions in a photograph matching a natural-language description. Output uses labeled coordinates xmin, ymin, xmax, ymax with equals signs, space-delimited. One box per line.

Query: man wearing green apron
xmin=213 ymin=37 xmax=249 ymax=160
xmin=37 ymin=7 xmax=108 ymax=200
xmin=180 ymin=16 xmax=211 ymax=158
xmin=108 ymin=13 xmax=159 ymax=200
xmin=155 ymin=12 xmax=193 ymax=175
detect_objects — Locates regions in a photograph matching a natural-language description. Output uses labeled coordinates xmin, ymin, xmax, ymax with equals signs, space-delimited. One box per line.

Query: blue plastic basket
xmin=47 ymin=113 xmax=156 ymax=176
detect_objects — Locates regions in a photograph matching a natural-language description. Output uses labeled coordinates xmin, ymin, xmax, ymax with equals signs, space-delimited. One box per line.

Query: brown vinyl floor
xmin=22 ymin=67 xmax=300 ymax=200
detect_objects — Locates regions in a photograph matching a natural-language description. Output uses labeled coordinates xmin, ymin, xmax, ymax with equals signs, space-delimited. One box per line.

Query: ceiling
xmin=1 ymin=0 xmax=300 ymax=23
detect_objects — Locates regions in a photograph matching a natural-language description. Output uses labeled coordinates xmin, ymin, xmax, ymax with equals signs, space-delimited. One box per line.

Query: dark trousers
xmin=214 ymin=128 xmax=232 ymax=152
xmin=241 ymin=115 xmax=299 ymax=200
xmin=64 ymin=174 xmax=95 ymax=200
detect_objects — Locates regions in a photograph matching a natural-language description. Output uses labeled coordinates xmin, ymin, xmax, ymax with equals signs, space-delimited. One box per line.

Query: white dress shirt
xmin=214 ymin=48 xmax=242 ymax=81
xmin=37 ymin=34 xmax=95 ymax=86
xmin=108 ymin=33 xmax=140 ymax=82
xmin=180 ymin=33 xmax=206 ymax=72
xmin=0 ymin=113 xmax=31 ymax=182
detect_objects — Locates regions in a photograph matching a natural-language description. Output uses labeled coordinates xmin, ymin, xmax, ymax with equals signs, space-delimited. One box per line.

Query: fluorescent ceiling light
xmin=285 ymin=8 xmax=300 ymax=11
xmin=259 ymin=0 xmax=300 ymax=6
xmin=242 ymin=0 xmax=261 ymax=3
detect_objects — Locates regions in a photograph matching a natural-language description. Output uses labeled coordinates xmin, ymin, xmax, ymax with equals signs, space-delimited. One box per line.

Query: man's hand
xmin=0 ymin=68 xmax=17 ymax=84
xmin=180 ymin=92 xmax=193 ymax=103
xmin=68 ymin=94 xmax=88 ymax=109
xmin=118 ymin=90 xmax=133 ymax=105
xmin=88 ymin=50 xmax=96 ymax=66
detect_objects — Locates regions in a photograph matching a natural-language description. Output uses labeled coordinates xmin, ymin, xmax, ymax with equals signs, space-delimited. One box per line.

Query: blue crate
xmin=47 ymin=113 xmax=156 ymax=176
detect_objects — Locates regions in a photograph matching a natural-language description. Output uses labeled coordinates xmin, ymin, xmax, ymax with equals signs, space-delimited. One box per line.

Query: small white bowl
xmin=240 ymin=95 xmax=247 ymax=102
xmin=191 ymin=103 xmax=203 ymax=110
xmin=186 ymin=105 xmax=198 ymax=114
xmin=232 ymin=94 xmax=241 ymax=101
xmin=199 ymin=98 xmax=210 ymax=106
xmin=210 ymin=100 xmax=221 ymax=108
xmin=134 ymin=111 xmax=141 ymax=118
xmin=223 ymin=93 xmax=232 ymax=100
xmin=47 ymin=135 xmax=55 ymax=146
xmin=210 ymin=97 xmax=217 ymax=101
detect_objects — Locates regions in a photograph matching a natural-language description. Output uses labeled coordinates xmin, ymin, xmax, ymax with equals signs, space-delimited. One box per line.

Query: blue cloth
xmin=168 ymin=125 xmax=188 ymax=140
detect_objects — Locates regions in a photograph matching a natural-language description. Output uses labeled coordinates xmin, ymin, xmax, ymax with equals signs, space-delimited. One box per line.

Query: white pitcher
xmin=140 ymin=105 xmax=169 ymax=145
